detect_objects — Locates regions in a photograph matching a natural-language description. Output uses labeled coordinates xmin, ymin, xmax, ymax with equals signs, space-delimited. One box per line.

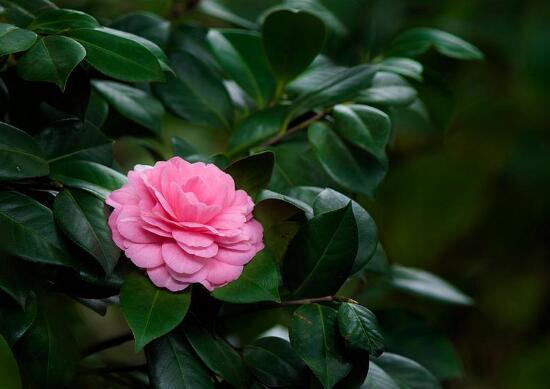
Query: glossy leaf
xmin=313 ymin=188 xmax=377 ymax=274
xmin=28 ymin=8 xmax=98 ymax=33
xmin=358 ymin=72 xmax=417 ymax=106
xmin=0 ymin=122 xmax=49 ymax=181
xmin=257 ymin=189 xmax=313 ymax=219
xmin=92 ymin=80 xmax=164 ymax=135
xmin=308 ymin=122 xmax=387 ymax=198
xmin=85 ymin=91 xmax=109 ymax=128
xmin=390 ymin=265 xmax=473 ymax=305
xmin=333 ymin=104 xmax=391 ymax=161
xmin=284 ymin=203 xmax=357 ymax=298
xmin=111 ymin=11 xmax=170 ymax=48
xmin=283 ymin=0 xmax=347 ymax=36
xmin=225 ymin=151 xmax=274 ymax=199
xmin=53 ymin=189 xmax=120 ymax=276
xmin=121 ymin=272 xmax=191 ymax=351
xmin=338 ymin=303 xmax=384 ymax=356
xmin=0 ymin=334 xmax=22 ymax=389
xmin=50 ymin=160 xmax=127 ymax=200
xmin=208 ymin=29 xmax=275 ymax=107
xmin=17 ymin=36 xmax=85 ymax=90
xmin=289 ymin=304 xmax=351 ymax=388
xmin=184 ymin=315 xmax=250 ymax=389
xmin=0 ymin=255 xmax=31 ymax=308
xmin=212 ymin=251 xmax=280 ymax=303
xmin=35 ymin=119 xmax=113 ymax=165
xmin=0 ymin=298 xmax=37 ymax=347
xmin=146 ymin=331 xmax=214 ymax=389
xmin=365 ymin=353 xmax=441 ymax=389
xmin=262 ymin=9 xmax=326 ymax=84
xmin=387 ymin=27 xmax=483 ymax=60
xmin=0 ymin=191 xmax=72 ymax=267
xmin=154 ymin=51 xmax=234 ymax=130
xmin=379 ymin=57 xmax=423 ymax=81
xmin=243 ymin=336 xmax=308 ymax=387
xmin=0 ymin=23 xmax=36 ymax=56
xmin=171 ymin=136 xmax=197 ymax=158
xmin=67 ymin=28 xmax=163 ymax=82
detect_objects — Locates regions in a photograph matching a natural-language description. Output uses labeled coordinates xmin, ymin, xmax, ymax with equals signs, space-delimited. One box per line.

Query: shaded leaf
xmin=85 ymin=91 xmax=109 ymax=128
xmin=365 ymin=353 xmax=441 ymax=389
xmin=0 ymin=23 xmax=36 ymax=56
xmin=378 ymin=57 xmax=423 ymax=81
xmin=111 ymin=11 xmax=170 ymax=48
xmin=0 ymin=255 xmax=31 ymax=308
xmin=0 ymin=333 xmax=22 ymax=389
xmin=358 ymin=72 xmax=417 ymax=106
xmin=28 ymin=8 xmax=98 ymax=33
xmin=0 ymin=297 xmax=37 ymax=347
xmin=225 ymin=151 xmax=274 ymax=199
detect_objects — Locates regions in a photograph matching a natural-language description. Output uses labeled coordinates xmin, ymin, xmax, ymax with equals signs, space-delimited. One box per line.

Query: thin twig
xmin=281 ymin=295 xmax=359 ymax=306
xmin=261 ymin=110 xmax=328 ymax=148
xmin=79 ymin=364 xmax=147 ymax=375
xmin=81 ymin=332 xmax=134 ymax=358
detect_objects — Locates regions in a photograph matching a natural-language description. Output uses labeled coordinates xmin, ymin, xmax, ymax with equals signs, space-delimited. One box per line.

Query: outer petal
xmin=205 ymin=260 xmax=244 ymax=285
xmin=162 ymin=242 xmax=206 ymax=274
xmin=147 ymin=266 xmax=190 ymax=292
xmin=125 ymin=243 xmax=163 ymax=268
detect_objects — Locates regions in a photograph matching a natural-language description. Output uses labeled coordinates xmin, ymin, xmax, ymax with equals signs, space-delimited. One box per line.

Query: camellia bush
xmin=0 ymin=1 xmax=483 ymax=388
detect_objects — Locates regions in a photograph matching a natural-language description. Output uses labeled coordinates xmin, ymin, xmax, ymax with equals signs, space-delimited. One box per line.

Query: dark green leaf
xmin=111 ymin=11 xmax=170 ymax=48
xmin=50 ymin=160 xmax=127 ymax=200
xmin=92 ymin=80 xmax=164 ymax=135
xmin=212 ymin=251 xmax=280 ymax=303
xmin=262 ymin=9 xmax=326 ymax=84
xmin=0 ymin=23 xmax=36 ymax=56
xmin=85 ymin=91 xmax=109 ymax=128
xmin=0 ymin=333 xmax=22 ymax=389
xmin=225 ymin=151 xmax=274 ymax=199
xmin=337 ymin=303 xmax=384 ymax=356
xmin=146 ymin=330 xmax=214 ymax=389
xmin=282 ymin=0 xmax=347 ymax=36
xmin=289 ymin=304 xmax=351 ymax=389
xmin=243 ymin=336 xmax=308 ymax=387
xmin=28 ymin=8 xmax=98 ymax=34
xmin=308 ymin=122 xmax=387 ymax=198
xmin=257 ymin=189 xmax=313 ymax=219
xmin=284 ymin=203 xmax=357 ymax=298
xmin=184 ymin=315 xmax=250 ymax=389
xmin=363 ymin=243 xmax=390 ymax=275
xmin=208 ymin=29 xmax=275 ymax=107
xmin=197 ymin=0 xmax=267 ymax=29
xmin=285 ymin=186 xmax=323 ymax=207
xmin=390 ymin=265 xmax=473 ymax=306
xmin=53 ymin=189 xmax=119 ymax=276
xmin=0 ymin=191 xmax=72 ymax=267
xmin=35 ymin=119 xmax=113 ymax=165
xmin=313 ymin=188 xmax=377 ymax=274
xmin=0 ymin=297 xmax=37 ymax=347
xmin=378 ymin=57 xmax=423 ymax=81
xmin=358 ymin=72 xmax=417 ymax=106
xmin=0 ymin=255 xmax=31 ymax=308
xmin=66 ymin=27 xmax=163 ymax=82
xmin=171 ymin=136 xmax=197 ymax=158
xmin=228 ymin=105 xmax=290 ymax=156
xmin=121 ymin=272 xmax=191 ymax=351
xmin=387 ymin=27 xmax=483 ymax=60
xmin=154 ymin=51 xmax=234 ymax=130
xmin=0 ymin=122 xmax=49 ymax=181
xmin=365 ymin=353 xmax=441 ymax=389
xmin=333 ymin=104 xmax=391 ymax=161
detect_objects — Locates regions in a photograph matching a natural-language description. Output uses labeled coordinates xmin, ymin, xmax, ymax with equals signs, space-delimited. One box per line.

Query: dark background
xmin=57 ymin=1 xmax=550 ymax=387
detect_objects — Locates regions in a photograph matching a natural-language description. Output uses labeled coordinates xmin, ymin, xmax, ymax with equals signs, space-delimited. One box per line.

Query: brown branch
xmin=81 ymin=333 xmax=134 ymax=358
xmin=281 ymin=295 xmax=358 ymax=306
xmin=260 ymin=110 xmax=328 ymax=148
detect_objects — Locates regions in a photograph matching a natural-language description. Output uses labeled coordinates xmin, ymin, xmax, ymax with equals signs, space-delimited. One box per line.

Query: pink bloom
xmin=106 ymin=157 xmax=264 ymax=292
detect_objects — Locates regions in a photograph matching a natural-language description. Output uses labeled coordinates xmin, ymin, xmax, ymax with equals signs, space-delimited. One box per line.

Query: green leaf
xmin=365 ymin=353 xmax=441 ymax=389
xmin=378 ymin=57 xmax=423 ymax=81
xmin=289 ymin=304 xmax=351 ymax=388
xmin=15 ymin=297 xmax=78 ymax=389
xmin=387 ymin=27 xmax=483 ymax=60
xmin=50 ymin=160 xmax=127 ymax=200
xmin=292 ymin=64 xmax=377 ymax=117
xmin=243 ymin=336 xmax=308 ymax=387
xmin=146 ymin=330 xmax=214 ymax=389
xmin=225 ymin=151 xmax=274 ymax=199
xmin=337 ymin=303 xmax=384 ymax=356
xmin=154 ymin=51 xmax=234 ymax=130
xmin=313 ymin=188 xmax=377 ymax=274
xmin=390 ymin=265 xmax=473 ymax=306
xmin=0 ymin=191 xmax=72 ymax=267
xmin=66 ymin=27 xmax=163 ymax=82
xmin=363 ymin=243 xmax=390 ymax=275
xmin=257 ymin=189 xmax=313 ymax=219
xmin=282 ymin=0 xmax=347 ymax=36
xmin=110 ymin=11 xmax=170 ymax=48
xmin=121 ymin=272 xmax=191 ymax=351
xmin=0 ymin=297 xmax=37 ymax=347
xmin=0 ymin=333 xmax=22 ymax=389
xmin=85 ymin=91 xmax=109 ymax=128
xmin=0 ymin=255 xmax=31 ymax=308
xmin=0 ymin=23 xmax=36 ymax=56
xmin=17 ymin=35 xmax=85 ymax=91
xmin=262 ymin=9 xmax=326 ymax=84
xmin=92 ymin=80 xmax=164 ymax=135
xmin=35 ymin=119 xmax=113 ymax=165
xmin=0 ymin=122 xmax=49 ymax=181
xmin=184 ymin=315 xmax=250 ymax=388
xmin=28 ymin=8 xmax=98 ymax=34
xmin=358 ymin=72 xmax=417 ymax=106
xmin=212 ymin=251 xmax=280 ymax=303
xmin=333 ymin=104 xmax=391 ymax=161
xmin=53 ymin=189 xmax=119 ymax=276
xmin=228 ymin=105 xmax=290 ymax=156
xmin=284 ymin=202 xmax=357 ymax=298
xmin=171 ymin=136 xmax=197 ymax=158
xmin=308 ymin=122 xmax=387 ymax=198
xmin=208 ymin=29 xmax=275 ymax=107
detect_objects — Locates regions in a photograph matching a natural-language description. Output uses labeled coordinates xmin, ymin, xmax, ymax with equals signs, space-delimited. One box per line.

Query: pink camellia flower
xmin=106 ymin=157 xmax=264 ymax=292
